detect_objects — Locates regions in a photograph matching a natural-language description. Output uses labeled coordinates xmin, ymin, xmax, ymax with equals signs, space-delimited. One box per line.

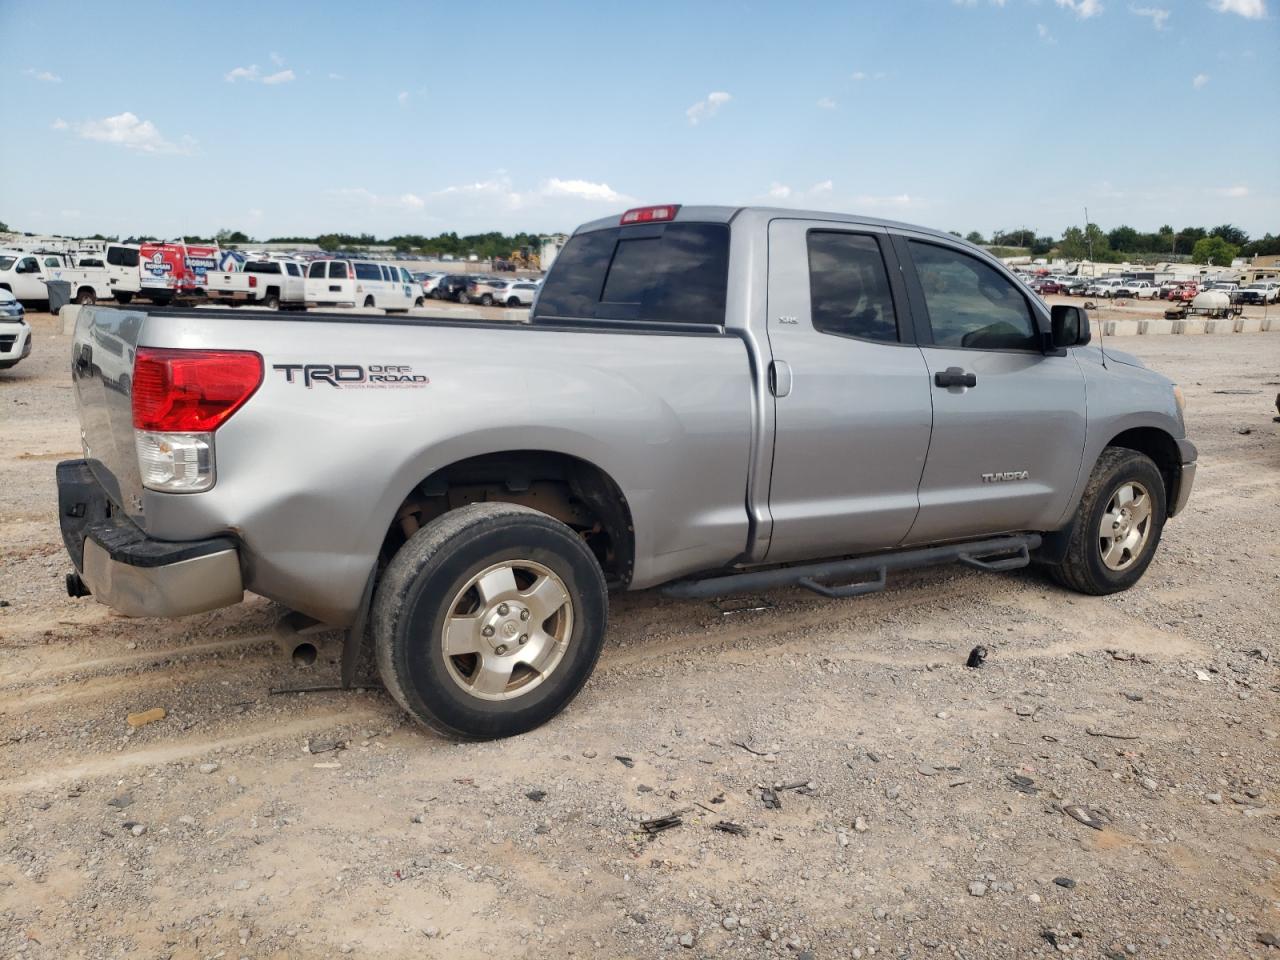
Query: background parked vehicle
xmin=1114 ymin=280 xmax=1159 ymax=299
xmin=1085 ymin=278 xmax=1124 ymax=298
xmin=205 ymin=258 xmax=307 ymax=309
xmin=501 ymin=280 xmax=541 ymax=307
xmin=138 ymin=241 xmax=220 ymax=305
xmin=464 ymin=278 xmax=511 ymax=305
xmin=0 ymin=250 xmax=114 ymax=305
xmin=435 ymin=274 xmax=472 ymax=302
xmin=304 ymin=258 xmax=424 ymax=311
xmin=1236 ymin=281 xmax=1279 ymax=305
xmin=0 ymin=288 xmax=31 ymax=370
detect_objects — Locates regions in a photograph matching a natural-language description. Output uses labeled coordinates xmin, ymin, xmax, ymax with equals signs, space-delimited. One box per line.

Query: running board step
xmin=661 ymin=534 xmax=1042 ymax=601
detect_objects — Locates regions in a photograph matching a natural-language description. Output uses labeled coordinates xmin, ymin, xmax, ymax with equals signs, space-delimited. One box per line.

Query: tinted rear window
xmin=245 ymin=262 xmax=282 ymax=274
xmin=533 ymin=222 xmax=729 ymax=326
xmin=107 ymin=246 xmax=140 ymax=268
xmin=355 ymin=263 xmax=381 ymax=281
xmin=330 ymin=262 xmax=349 ymax=280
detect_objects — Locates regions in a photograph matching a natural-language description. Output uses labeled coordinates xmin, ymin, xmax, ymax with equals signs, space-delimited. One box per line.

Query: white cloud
xmin=269 ymin=51 xmax=285 ymax=67
xmin=1037 ymin=22 xmax=1058 ymax=41
xmin=816 ymin=96 xmax=837 ymax=109
xmin=1055 ymin=0 xmax=1104 ymax=17
xmin=541 ymin=178 xmax=625 ymax=203
xmin=399 ymin=193 xmax=425 ymax=209
xmin=1212 ymin=185 xmax=1249 ymax=197
xmin=768 ymin=183 xmax=793 ymax=200
xmin=262 ymin=69 xmax=295 ymax=85
xmin=810 ymin=180 xmax=834 ymax=195
xmin=66 ymin=112 xmax=193 ymax=155
xmin=854 ymin=193 xmax=918 ymax=209
xmin=25 ymin=68 xmax=61 ymax=83
xmin=398 ymin=91 xmax=410 ymax=105
xmin=329 ymin=187 xmax=428 ymax=212
xmin=686 ymin=91 xmax=731 ymax=125
xmin=1209 ymin=0 xmax=1266 ymax=17
xmin=1192 ymin=72 xmax=1210 ymax=88
xmin=51 ymin=118 xmax=68 ymax=130
xmin=225 ymin=64 xmax=260 ymax=83
xmin=1131 ymin=5 xmax=1170 ymax=28
xmin=328 ymin=73 xmax=343 ymax=80
xmin=851 ymin=71 xmax=868 ymax=81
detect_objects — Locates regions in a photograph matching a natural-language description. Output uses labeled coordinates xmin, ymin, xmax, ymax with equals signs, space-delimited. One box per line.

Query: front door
xmin=763 ymin=219 xmax=934 ymax=563
xmin=894 ymin=236 xmax=1087 ymax=544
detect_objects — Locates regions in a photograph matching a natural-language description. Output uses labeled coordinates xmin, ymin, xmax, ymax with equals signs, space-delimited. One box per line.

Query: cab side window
xmin=907 ymin=241 xmax=1038 ymax=351
xmin=19 ymin=257 xmax=39 ymax=273
xmin=806 ymin=232 xmax=899 ymax=343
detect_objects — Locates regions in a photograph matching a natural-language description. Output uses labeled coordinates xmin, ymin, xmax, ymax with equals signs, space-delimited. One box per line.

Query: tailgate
xmin=208 ymin=272 xmax=250 ymax=292
xmin=71 ymin=306 xmax=147 ymax=522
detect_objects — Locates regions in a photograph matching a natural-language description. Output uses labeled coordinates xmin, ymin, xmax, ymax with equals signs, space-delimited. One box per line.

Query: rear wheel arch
xmin=379 ymin=450 xmax=636 ymax=590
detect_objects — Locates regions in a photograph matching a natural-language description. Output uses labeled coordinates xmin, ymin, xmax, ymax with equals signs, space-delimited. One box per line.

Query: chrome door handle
xmin=769 ymin=360 xmax=793 ymax=398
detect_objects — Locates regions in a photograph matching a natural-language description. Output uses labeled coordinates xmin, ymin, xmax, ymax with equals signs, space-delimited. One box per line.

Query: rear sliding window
xmin=533 ymin=222 xmax=729 ymax=326
xmin=245 ymin=262 xmax=282 ymax=274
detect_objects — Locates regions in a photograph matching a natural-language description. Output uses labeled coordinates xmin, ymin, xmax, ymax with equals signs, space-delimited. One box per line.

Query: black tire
xmin=363 ymin=296 xmax=375 ymax=309
xmin=1047 ymin=447 xmax=1167 ymax=596
xmin=480 ymin=294 xmax=493 ymax=306
xmin=113 ymin=292 xmax=134 ymax=305
xmin=373 ymin=503 xmax=608 ymax=740
xmin=507 ymin=297 xmax=520 ymax=307
xmin=75 ymin=288 xmax=97 ymax=305
xmin=414 ymin=296 xmax=425 ymax=308
xmin=262 ymin=293 xmax=280 ymax=310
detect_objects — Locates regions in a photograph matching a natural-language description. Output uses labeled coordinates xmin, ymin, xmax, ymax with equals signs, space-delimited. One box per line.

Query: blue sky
xmin=1 ymin=0 xmax=1275 ymax=241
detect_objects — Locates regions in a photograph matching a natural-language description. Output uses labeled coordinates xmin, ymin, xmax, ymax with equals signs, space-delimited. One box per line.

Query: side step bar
xmin=661 ymin=534 xmax=1042 ymax=601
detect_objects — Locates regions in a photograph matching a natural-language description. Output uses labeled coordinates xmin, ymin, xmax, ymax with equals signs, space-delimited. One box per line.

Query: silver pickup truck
xmin=58 ymin=204 xmax=1196 ymax=739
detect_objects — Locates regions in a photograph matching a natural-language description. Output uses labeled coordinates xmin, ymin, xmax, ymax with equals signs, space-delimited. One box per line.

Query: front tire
xmin=1048 ymin=447 xmax=1167 ymax=596
xmin=373 ymin=503 xmax=608 ymax=740
xmin=113 ymin=292 xmax=134 ymax=305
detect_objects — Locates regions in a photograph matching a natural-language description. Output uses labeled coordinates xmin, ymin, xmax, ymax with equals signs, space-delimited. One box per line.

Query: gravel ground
xmin=1 ymin=311 xmax=1278 ymax=960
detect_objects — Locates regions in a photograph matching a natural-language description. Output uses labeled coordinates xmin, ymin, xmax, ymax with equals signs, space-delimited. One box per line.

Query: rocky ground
xmin=1 ymin=310 xmax=1277 ymax=959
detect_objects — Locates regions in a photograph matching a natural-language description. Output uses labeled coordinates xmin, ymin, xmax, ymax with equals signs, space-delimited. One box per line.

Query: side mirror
xmin=1050 ymin=304 xmax=1091 ymax=349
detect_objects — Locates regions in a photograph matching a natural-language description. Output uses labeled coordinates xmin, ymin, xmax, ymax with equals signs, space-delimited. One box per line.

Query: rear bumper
xmin=1170 ymin=438 xmax=1197 ymax=518
xmin=57 ymin=459 xmax=244 ymax=618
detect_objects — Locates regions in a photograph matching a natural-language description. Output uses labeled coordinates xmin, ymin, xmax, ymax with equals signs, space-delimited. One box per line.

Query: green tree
xmin=0 ymin=220 xmax=8 ymax=233
xmin=1209 ymin=224 xmax=1248 ymax=247
xmin=1191 ymin=235 xmax=1239 ymax=266
xmin=965 ymin=230 xmax=986 ymax=245
xmin=1030 ymin=236 xmax=1054 ymax=256
xmin=1241 ymin=233 xmax=1280 ymax=257
xmin=1107 ymin=225 xmax=1139 ymax=253
xmin=215 ymin=228 xmax=252 ymax=245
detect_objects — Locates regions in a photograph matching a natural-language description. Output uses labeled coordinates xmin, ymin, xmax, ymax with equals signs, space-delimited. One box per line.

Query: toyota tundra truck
xmin=57 ymin=204 xmax=1196 ymax=739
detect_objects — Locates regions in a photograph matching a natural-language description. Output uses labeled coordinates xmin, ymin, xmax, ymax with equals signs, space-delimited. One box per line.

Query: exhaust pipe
xmin=66 ymin=572 xmax=91 ymax=598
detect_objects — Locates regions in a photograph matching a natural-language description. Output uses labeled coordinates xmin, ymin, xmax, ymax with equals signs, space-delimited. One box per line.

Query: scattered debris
xmin=760 ymin=786 xmax=782 ymax=810
xmin=1054 ymin=877 xmax=1077 ymax=889
xmin=524 ymin=790 xmax=547 ymax=802
xmin=638 ymin=813 xmax=682 ymax=836
xmin=1194 ymin=668 xmax=1214 ymax=682
xmin=1236 ymin=427 xmax=1253 ymax=435
xmin=1086 ymin=726 xmax=1139 ymax=740
xmin=1006 ymin=773 xmax=1039 ymax=795
xmin=1062 ymin=804 xmax=1105 ymax=831
xmin=106 ymin=793 xmax=133 ymax=810
xmin=730 ymin=739 xmax=776 ymax=757
xmin=614 ymin=755 xmax=635 ymax=768
xmin=774 ymin=779 xmax=815 ymax=794
xmin=306 ymin=738 xmax=345 ymax=754
xmin=1213 ymin=389 xmax=1260 ymax=395
xmin=713 ymin=820 xmax=748 ymax=836
xmin=713 ymin=597 xmax=774 ymax=616
xmin=967 ymin=881 xmax=988 ymax=897
xmin=965 ymin=645 xmax=988 ymax=668
xmin=917 ymin=764 xmax=939 ymax=777
xmin=197 ymin=762 xmax=220 ymax=775
xmin=1257 ymin=931 xmax=1279 ymax=948
xmin=126 ymin=707 xmax=166 ymax=728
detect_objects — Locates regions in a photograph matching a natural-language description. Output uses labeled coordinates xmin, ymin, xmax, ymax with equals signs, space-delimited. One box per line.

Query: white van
xmin=304 ymin=259 xmax=423 ymax=312
xmin=104 ymin=243 xmax=142 ymax=303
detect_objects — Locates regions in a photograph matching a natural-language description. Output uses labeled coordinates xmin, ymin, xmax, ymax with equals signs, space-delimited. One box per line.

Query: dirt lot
xmin=2 ymin=310 xmax=1278 ymax=959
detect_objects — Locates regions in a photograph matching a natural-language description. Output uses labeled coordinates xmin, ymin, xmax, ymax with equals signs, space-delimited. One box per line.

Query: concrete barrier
xmin=59 ymin=303 xmax=82 ymax=337
xmin=1173 ymin=319 xmax=1205 ymax=335
xmin=1235 ymin=317 xmax=1263 ymax=334
xmin=1204 ymin=319 xmax=1234 ymax=335
xmin=1138 ymin=319 xmax=1175 ymax=336
xmin=1263 ymin=316 xmax=1279 ymax=332
xmin=1102 ymin=320 xmax=1140 ymax=337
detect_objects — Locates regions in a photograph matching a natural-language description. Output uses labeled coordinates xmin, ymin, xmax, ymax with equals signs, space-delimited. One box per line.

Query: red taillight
xmin=620 ymin=204 xmax=680 ymax=225
xmin=132 ymin=348 xmax=263 ymax=432
xmin=248 ymin=275 xmax=257 ymax=288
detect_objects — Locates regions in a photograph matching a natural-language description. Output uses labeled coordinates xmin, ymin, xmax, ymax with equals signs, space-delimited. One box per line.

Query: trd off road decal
xmin=272 ymin=363 xmax=429 ymax=389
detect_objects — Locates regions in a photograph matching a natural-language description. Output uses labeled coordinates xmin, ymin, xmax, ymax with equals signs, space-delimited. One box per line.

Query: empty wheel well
xmin=1106 ymin=427 xmax=1179 ymax=507
xmin=382 ymin=451 xmax=635 ymax=587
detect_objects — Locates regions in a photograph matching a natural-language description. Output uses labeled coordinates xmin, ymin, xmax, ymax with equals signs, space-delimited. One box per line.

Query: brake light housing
xmin=620 ymin=204 xmax=680 ymax=225
xmin=131 ymin=348 xmax=263 ymax=493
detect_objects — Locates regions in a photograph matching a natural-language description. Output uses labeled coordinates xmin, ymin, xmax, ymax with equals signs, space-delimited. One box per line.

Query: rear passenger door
xmin=894 ymin=236 xmax=1086 ymax=543
xmin=763 ymin=220 xmax=934 ymax=563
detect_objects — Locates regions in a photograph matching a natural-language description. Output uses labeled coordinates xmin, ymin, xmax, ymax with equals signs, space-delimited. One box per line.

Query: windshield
xmin=0 ymin=256 xmax=15 ymax=271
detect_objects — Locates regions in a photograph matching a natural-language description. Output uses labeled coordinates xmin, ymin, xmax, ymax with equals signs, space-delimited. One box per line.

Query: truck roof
xmin=575 ymin=205 xmax=965 ymax=247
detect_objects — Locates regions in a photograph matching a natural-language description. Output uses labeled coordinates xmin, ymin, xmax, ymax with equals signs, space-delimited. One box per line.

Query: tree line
xmin=954 ymin=223 xmax=1278 ymax=267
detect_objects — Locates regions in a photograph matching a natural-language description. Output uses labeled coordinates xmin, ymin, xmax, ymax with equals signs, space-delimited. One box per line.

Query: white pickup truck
xmin=0 ymin=250 xmax=116 ymax=305
xmin=204 ymin=259 xmax=307 ymax=310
